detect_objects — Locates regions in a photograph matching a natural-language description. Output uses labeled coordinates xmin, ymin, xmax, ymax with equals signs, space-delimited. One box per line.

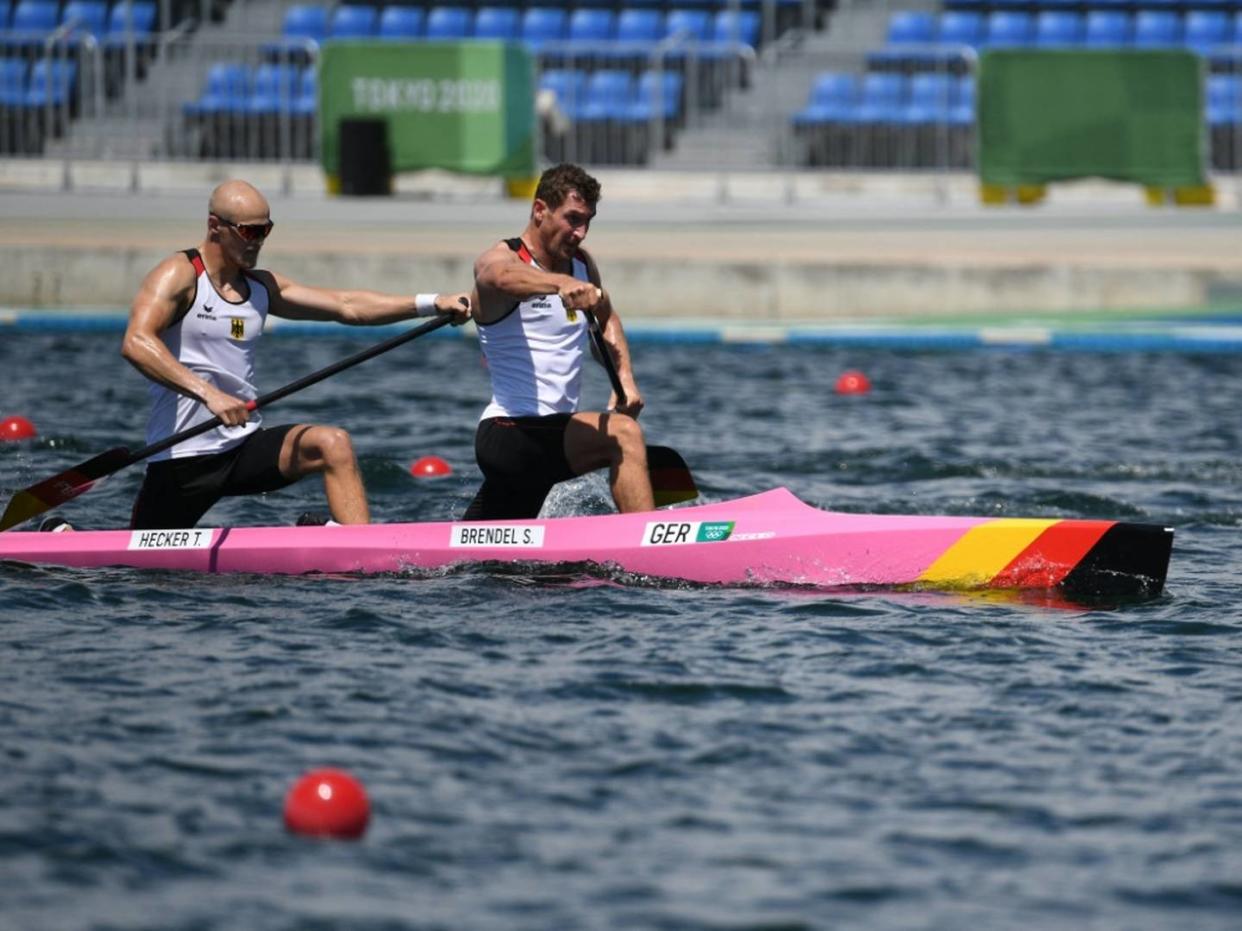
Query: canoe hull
xmin=0 ymin=489 xmax=1173 ymax=597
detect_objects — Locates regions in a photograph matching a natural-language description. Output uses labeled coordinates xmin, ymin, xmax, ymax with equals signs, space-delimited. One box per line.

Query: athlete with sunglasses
xmin=120 ymin=179 xmax=471 ymax=530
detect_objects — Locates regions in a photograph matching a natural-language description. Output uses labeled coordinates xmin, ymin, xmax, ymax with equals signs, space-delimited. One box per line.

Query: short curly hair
xmin=534 ymin=163 xmax=601 ymax=210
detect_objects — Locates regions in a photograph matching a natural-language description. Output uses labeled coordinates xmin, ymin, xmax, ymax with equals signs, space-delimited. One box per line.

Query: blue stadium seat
xmin=1184 ymin=10 xmax=1229 ymax=54
xmin=614 ymin=8 xmax=665 ymax=45
xmin=896 ymin=72 xmax=954 ymax=125
xmin=866 ymin=10 xmax=936 ymax=70
xmin=792 ymin=72 xmax=856 ymax=127
xmin=292 ymin=67 xmax=316 ymax=117
xmin=1083 ymin=10 xmax=1130 ymax=48
xmin=103 ymin=2 xmax=157 ymax=44
xmin=927 ymin=10 xmax=984 ymax=68
xmin=578 ymin=68 xmax=634 ymax=123
xmin=280 ymin=4 xmax=328 ymax=43
xmin=425 ymin=6 xmax=472 ymax=40
xmin=540 ymin=67 xmax=588 ymax=118
xmin=712 ymin=9 xmax=760 ymax=48
xmin=1206 ymin=74 xmax=1239 ymax=126
xmin=246 ymin=62 xmax=299 ymax=114
xmin=0 ymin=1 xmax=11 ymax=30
xmin=1132 ymin=10 xmax=1181 ymax=47
xmin=844 ymin=72 xmax=907 ymax=125
xmin=630 ymin=69 xmax=683 ymax=122
xmin=473 ymin=7 xmax=519 ymax=40
xmin=521 ymin=7 xmax=566 ymax=53
xmin=0 ymin=56 xmax=26 ymax=105
xmin=666 ymin=8 xmax=713 ymax=43
xmin=23 ymin=57 xmax=76 ymax=106
xmin=329 ymin=5 xmax=377 ymax=39
xmin=567 ymin=8 xmax=614 ymax=43
xmin=9 ymin=0 xmax=57 ymax=34
xmin=1033 ymin=11 xmax=1083 ymax=47
xmin=184 ymin=62 xmax=248 ymax=116
xmin=378 ymin=6 xmax=424 ymax=40
xmin=984 ymin=11 xmax=1034 ymax=48
xmin=61 ymin=0 xmax=108 ymax=39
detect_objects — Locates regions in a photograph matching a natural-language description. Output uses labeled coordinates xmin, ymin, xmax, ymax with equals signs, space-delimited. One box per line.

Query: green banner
xmin=978 ymin=50 xmax=1206 ymax=188
xmin=319 ymin=41 xmax=535 ymax=178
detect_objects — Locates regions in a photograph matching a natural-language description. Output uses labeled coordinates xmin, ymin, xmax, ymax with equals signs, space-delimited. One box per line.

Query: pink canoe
xmin=0 ymin=489 xmax=1172 ymax=598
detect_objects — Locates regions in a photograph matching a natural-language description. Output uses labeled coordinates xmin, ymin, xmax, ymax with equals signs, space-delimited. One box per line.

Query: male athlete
xmin=463 ymin=163 xmax=653 ymax=520
xmin=121 ymin=179 xmax=470 ymax=530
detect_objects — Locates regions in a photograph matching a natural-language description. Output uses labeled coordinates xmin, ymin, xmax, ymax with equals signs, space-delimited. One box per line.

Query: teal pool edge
xmin=6 ymin=310 xmax=1242 ymax=352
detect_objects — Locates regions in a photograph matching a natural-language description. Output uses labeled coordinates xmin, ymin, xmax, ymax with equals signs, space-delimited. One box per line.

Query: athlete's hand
xmin=612 ymin=382 xmax=644 ymax=419
xmin=205 ymin=388 xmax=250 ymax=427
xmin=559 ymin=279 xmax=603 ymax=311
xmin=436 ymin=292 xmax=472 ymax=325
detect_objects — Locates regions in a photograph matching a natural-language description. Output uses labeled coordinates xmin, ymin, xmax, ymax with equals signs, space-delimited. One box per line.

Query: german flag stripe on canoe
xmin=917 ymin=518 xmax=1137 ymax=591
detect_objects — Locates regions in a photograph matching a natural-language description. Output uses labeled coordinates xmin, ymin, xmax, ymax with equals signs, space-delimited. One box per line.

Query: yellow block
xmin=919 ymin=519 xmax=1057 ymax=588
xmin=1016 ymin=184 xmax=1046 ymax=205
xmin=1173 ymin=184 xmax=1215 ymax=207
xmin=1144 ymin=186 xmax=1167 ymax=207
xmin=979 ymin=183 xmax=1008 ymax=206
xmin=505 ymin=176 xmax=538 ymax=200
xmin=325 ymin=174 xmax=341 ymax=196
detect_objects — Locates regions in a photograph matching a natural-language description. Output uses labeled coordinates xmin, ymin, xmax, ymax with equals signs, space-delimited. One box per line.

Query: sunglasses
xmin=213 ymin=215 xmax=274 ymax=242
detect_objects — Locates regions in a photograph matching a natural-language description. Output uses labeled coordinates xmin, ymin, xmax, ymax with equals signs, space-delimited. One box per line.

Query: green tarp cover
xmin=977 ymin=50 xmax=1206 ymax=188
xmin=319 ymin=41 xmax=535 ymax=177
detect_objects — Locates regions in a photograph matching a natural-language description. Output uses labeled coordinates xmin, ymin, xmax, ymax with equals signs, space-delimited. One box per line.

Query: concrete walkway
xmin=2 ymin=167 xmax=1240 ymax=320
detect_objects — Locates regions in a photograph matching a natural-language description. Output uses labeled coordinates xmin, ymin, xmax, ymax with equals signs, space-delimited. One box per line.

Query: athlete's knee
xmin=311 ymin=426 xmax=358 ymax=469
xmin=608 ymin=413 xmax=646 ymax=454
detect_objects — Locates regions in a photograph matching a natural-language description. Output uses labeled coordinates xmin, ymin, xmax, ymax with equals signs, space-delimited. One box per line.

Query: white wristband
xmin=414 ymin=293 xmax=438 ymax=317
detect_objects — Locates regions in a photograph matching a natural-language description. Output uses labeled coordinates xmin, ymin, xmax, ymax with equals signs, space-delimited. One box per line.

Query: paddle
xmin=0 ymin=314 xmax=456 ymax=532
xmin=583 ymin=308 xmax=697 ymax=507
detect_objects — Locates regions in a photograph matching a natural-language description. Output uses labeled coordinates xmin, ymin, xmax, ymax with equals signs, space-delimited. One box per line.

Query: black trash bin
xmin=338 ymin=118 xmax=391 ymax=196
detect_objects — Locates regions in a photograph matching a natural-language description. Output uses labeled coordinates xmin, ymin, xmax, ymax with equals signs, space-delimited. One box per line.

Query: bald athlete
xmin=121 ymin=179 xmax=470 ymax=529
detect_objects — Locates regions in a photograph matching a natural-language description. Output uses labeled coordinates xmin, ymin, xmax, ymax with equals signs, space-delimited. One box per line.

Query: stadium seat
xmin=246 ymin=62 xmax=299 ymax=114
xmin=378 ymin=6 xmax=424 ymax=40
xmin=631 ymin=68 xmax=684 ymax=124
xmin=712 ymin=9 xmax=760 ymax=48
xmin=1207 ymin=73 xmax=1241 ymax=169
xmin=184 ymin=61 xmax=248 ymax=115
xmin=540 ymin=67 xmax=589 ymax=118
xmin=23 ymin=57 xmax=76 ymax=108
xmin=1131 ymin=11 xmax=1181 ymax=47
xmin=1083 ymin=10 xmax=1130 ymax=48
xmin=930 ymin=10 xmax=984 ymax=68
xmin=0 ymin=1 xmax=10 ymax=30
xmin=579 ymin=68 xmax=634 ymax=123
xmin=601 ymin=9 xmax=665 ymax=66
xmin=9 ymin=0 xmax=57 ymax=34
xmin=1033 ymin=11 xmax=1084 ymax=48
xmin=279 ymin=4 xmax=328 ymax=44
xmin=844 ymin=72 xmax=907 ymax=125
xmin=791 ymin=71 xmax=856 ymax=127
xmin=60 ymin=0 xmax=108 ymax=39
xmin=425 ymin=6 xmax=472 ymax=40
xmin=866 ymin=10 xmax=936 ymax=70
xmin=567 ymin=8 xmax=614 ymax=43
xmin=103 ymin=2 xmax=157 ymax=44
xmin=0 ymin=55 xmax=25 ymax=105
xmin=521 ymin=7 xmax=566 ymax=53
xmin=666 ymin=8 xmax=713 ymax=43
xmin=984 ymin=11 xmax=1034 ymax=49
xmin=1184 ymin=10 xmax=1229 ymax=55
xmin=473 ymin=6 xmax=519 ymax=41
xmin=897 ymin=72 xmax=954 ymax=125
xmin=329 ymin=5 xmax=377 ymax=39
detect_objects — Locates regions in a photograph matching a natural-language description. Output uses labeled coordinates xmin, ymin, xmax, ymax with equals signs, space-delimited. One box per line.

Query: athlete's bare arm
xmin=472 ymin=241 xmax=603 ymax=325
xmin=257 ymin=270 xmax=470 ymax=325
xmin=580 ymin=250 xmax=643 ymax=419
xmin=121 ymin=254 xmax=253 ymax=426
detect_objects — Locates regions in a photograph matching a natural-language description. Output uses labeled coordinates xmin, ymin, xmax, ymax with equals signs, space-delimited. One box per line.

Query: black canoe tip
xmin=1059 ymin=523 xmax=1175 ymax=600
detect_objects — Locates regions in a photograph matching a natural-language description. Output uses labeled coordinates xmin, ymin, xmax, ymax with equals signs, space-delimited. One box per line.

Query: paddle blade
xmin=0 ymin=447 xmax=131 ymax=531
xmin=648 ymin=445 xmax=698 ymax=507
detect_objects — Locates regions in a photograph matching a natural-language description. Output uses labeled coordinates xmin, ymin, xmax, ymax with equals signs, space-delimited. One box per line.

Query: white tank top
xmin=145 ymin=249 xmax=270 ymax=460
xmin=477 ymin=239 xmax=589 ymax=420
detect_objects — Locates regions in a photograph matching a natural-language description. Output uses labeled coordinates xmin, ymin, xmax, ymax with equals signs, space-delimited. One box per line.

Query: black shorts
xmin=130 ymin=424 xmax=300 ymax=529
xmin=462 ymin=414 xmax=577 ymax=520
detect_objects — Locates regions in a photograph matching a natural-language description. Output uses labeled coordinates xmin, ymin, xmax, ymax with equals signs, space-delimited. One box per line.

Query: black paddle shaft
xmin=583 ymin=309 xmax=627 ymax=407
xmin=116 ymin=313 xmax=455 ymax=470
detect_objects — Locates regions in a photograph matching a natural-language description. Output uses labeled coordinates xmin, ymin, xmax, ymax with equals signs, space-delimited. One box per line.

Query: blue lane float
xmin=4 ymin=309 xmax=1242 ymax=352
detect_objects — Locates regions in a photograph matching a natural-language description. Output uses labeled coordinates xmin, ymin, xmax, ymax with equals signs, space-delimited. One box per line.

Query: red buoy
xmin=409 ymin=455 xmax=452 ymax=478
xmin=834 ymin=371 xmax=871 ymax=395
xmin=283 ymin=768 xmax=370 ymax=839
xmin=0 ymin=415 xmax=37 ymax=441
